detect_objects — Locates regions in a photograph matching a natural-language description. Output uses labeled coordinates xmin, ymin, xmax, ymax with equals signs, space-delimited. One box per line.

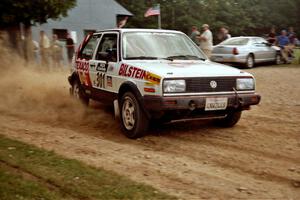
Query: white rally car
xmin=68 ymin=29 xmax=261 ymax=138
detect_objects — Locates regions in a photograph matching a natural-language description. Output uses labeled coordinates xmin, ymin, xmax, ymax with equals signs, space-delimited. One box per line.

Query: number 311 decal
xmin=94 ymin=72 xmax=105 ymax=88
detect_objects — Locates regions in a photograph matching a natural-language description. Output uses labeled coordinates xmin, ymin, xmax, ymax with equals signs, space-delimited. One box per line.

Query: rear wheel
xmin=245 ymin=54 xmax=255 ymax=68
xmin=214 ymin=111 xmax=242 ymax=127
xmin=120 ymin=92 xmax=149 ymax=139
xmin=71 ymin=80 xmax=89 ymax=106
xmin=275 ymin=53 xmax=282 ymax=65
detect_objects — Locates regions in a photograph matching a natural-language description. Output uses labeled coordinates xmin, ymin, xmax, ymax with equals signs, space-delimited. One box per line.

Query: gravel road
xmin=0 ymin=64 xmax=299 ymax=199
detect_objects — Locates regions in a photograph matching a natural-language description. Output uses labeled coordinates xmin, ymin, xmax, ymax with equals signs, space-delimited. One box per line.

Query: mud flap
xmin=113 ymin=99 xmax=120 ymax=120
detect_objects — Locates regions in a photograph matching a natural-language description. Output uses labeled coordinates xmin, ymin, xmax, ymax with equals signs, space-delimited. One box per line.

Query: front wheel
xmin=214 ymin=111 xmax=242 ymax=127
xmin=120 ymin=92 xmax=149 ymax=139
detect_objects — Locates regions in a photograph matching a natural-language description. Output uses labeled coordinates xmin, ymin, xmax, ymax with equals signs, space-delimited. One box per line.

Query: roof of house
xmin=45 ymin=0 xmax=133 ymax=27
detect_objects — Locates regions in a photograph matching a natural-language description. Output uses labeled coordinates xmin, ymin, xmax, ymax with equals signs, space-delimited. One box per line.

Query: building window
xmin=53 ymin=29 xmax=68 ymax=40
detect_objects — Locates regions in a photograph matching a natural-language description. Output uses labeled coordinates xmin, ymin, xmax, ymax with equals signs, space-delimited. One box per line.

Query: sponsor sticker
xmin=76 ymin=59 xmax=92 ymax=86
xmin=145 ymin=72 xmax=161 ymax=84
xmin=118 ymin=64 xmax=161 ymax=84
xmin=107 ymin=76 xmax=112 ymax=87
xmin=118 ymin=64 xmax=146 ymax=79
xmin=96 ymin=63 xmax=107 ymax=72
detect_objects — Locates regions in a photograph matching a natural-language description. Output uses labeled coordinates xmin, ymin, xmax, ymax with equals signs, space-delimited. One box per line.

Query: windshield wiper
xmin=125 ymin=56 xmax=175 ymax=61
xmin=125 ymin=55 xmax=205 ymax=61
xmin=166 ymin=55 xmax=206 ymax=61
xmin=125 ymin=56 xmax=159 ymax=60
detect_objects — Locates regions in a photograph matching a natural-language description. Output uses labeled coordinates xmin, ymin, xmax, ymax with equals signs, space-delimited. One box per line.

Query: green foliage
xmin=116 ymin=0 xmax=300 ymax=36
xmin=0 ymin=135 xmax=175 ymax=200
xmin=0 ymin=0 xmax=76 ymax=27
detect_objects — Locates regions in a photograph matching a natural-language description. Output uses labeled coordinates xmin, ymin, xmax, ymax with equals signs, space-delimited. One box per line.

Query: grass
xmin=292 ymin=48 xmax=300 ymax=64
xmin=0 ymin=135 xmax=175 ymax=200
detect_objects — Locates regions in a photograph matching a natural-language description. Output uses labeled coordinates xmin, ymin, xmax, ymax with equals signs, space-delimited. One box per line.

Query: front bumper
xmin=143 ymin=93 xmax=261 ymax=118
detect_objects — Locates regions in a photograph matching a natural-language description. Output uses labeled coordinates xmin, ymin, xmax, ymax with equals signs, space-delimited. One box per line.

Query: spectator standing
xmin=39 ymin=31 xmax=50 ymax=68
xmin=277 ymin=30 xmax=292 ymax=63
xmin=32 ymin=40 xmax=39 ymax=64
xmin=51 ymin=34 xmax=63 ymax=69
xmin=267 ymin=27 xmax=277 ymax=45
xmin=190 ymin=26 xmax=200 ymax=46
xmin=217 ymin=27 xmax=231 ymax=44
xmin=66 ymin=33 xmax=75 ymax=64
xmin=288 ymin=27 xmax=297 ymax=45
xmin=197 ymin=24 xmax=213 ymax=58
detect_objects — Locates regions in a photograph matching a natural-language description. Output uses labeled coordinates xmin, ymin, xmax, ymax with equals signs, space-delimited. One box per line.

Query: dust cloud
xmin=0 ymin=42 xmax=116 ymax=131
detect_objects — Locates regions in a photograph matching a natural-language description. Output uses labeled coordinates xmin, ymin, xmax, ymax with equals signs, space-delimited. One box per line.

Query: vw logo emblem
xmin=210 ymin=80 xmax=217 ymax=88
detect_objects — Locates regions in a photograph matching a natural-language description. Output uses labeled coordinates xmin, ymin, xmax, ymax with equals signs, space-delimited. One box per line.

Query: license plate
xmin=205 ymin=97 xmax=228 ymax=111
xmin=213 ymin=56 xmax=223 ymax=62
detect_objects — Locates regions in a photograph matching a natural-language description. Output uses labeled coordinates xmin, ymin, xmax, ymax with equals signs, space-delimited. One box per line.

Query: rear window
xmin=220 ymin=38 xmax=249 ymax=45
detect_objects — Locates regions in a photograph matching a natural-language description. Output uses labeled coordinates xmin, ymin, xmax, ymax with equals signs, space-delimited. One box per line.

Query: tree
xmin=0 ymin=0 xmax=76 ymax=61
xmin=116 ymin=0 xmax=300 ymax=39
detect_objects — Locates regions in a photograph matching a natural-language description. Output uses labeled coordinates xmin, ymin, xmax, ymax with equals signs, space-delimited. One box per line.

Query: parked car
xmin=211 ymin=37 xmax=281 ymax=68
xmin=68 ymin=29 xmax=261 ymax=138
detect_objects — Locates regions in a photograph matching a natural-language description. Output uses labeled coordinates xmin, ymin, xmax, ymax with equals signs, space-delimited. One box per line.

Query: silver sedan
xmin=211 ymin=37 xmax=281 ymax=68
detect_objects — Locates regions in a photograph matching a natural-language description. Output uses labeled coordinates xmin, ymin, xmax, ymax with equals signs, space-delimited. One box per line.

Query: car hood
xmin=123 ymin=60 xmax=252 ymax=78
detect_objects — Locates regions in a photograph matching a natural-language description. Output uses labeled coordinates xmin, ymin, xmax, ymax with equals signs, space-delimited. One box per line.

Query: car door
xmin=252 ymin=38 xmax=268 ymax=62
xmin=76 ymin=34 xmax=101 ymax=88
xmin=260 ymin=38 xmax=277 ymax=61
xmin=253 ymin=38 xmax=274 ymax=62
xmin=89 ymin=32 xmax=119 ymax=93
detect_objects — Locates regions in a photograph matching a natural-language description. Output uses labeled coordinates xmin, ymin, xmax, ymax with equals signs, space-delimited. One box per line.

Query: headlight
xmin=236 ymin=78 xmax=255 ymax=90
xmin=163 ymin=80 xmax=186 ymax=93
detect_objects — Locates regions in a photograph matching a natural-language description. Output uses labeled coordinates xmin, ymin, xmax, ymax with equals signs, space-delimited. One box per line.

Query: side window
xmin=252 ymin=38 xmax=259 ymax=44
xmin=253 ymin=38 xmax=266 ymax=46
xmin=95 ymin=33 xmax=118 ymax=62
xmin=80 ymin=35 xmax=100 ymax=60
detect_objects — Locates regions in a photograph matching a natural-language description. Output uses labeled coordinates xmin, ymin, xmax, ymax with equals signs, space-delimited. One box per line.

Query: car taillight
xmin=232 ymin=47 xmax=239 ymax=55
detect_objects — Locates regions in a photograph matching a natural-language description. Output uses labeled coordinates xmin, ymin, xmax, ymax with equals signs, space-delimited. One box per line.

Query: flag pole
xmin=158 ymin=4 xmax=161 ymax=29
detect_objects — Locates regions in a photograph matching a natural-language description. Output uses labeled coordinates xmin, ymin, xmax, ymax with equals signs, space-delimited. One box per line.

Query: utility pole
xmin=158 ymin=4 xmax=161 ymax=29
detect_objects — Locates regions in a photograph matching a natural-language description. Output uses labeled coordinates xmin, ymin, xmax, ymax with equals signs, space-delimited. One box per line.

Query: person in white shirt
xmin=197 ymin=24 xmax=213 ymax=58
xmin=39 ymin=30 xmax=50 ymax=67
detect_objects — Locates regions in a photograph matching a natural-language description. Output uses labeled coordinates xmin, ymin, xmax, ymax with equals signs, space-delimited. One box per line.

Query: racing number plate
xmin=205 ymin=97 xmax=228 ymax=111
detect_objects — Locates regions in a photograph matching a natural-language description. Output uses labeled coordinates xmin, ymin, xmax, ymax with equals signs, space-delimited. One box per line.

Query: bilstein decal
xmin=119 ymin=64 xmax=161 ymax=84
xmin=119 ymin=64 xmax=146 ymax=79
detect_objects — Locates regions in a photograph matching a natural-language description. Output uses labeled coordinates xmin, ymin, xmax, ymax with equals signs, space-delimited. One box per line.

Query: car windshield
xmin=122 ymin=32 xmax=206 ymax=60
xmin=220 ymin=38 xmax=249 ymax=45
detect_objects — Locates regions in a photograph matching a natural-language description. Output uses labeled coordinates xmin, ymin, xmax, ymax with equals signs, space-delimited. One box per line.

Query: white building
xmin=32 ymin=0 xmax=132 ymax=43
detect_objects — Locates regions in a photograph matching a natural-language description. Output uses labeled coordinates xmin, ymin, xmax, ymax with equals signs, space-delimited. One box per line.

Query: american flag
xmin=144 ymin=5 xmax=160 ymax=17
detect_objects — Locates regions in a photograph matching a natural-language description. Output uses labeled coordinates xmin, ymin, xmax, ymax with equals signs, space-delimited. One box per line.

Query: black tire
xmin=275 ymin=53 xmax=282 ymax=65
xmin=120 ymin=92 xmax=149 ymax=139
xmin=214 ymin=111 xmax=242 ymax=127
xmin=245 ymin=54 xmax=255 ymax=68
xmin=71 ymin=80 xmax=89 ymax=106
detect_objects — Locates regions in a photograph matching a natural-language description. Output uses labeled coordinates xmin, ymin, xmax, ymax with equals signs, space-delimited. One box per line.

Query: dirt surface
xmin=0 ymin=55 xmax=299 ymax=199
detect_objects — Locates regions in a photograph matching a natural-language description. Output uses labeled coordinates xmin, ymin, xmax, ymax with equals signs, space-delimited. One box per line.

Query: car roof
xmin=93 ymin=28 xmax=183 ymax=34
xmin=229 ymin=36 xmax=264 ymax=40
